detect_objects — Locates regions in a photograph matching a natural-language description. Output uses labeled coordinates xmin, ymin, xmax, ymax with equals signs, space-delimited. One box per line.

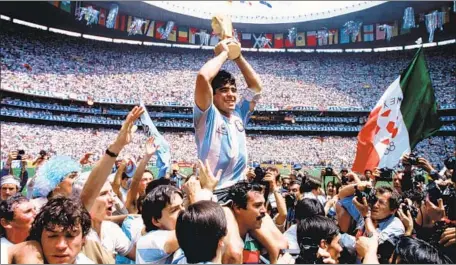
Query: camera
xmin=16 ymin=149 xmax=25 ymax=160
xmin=426 ymin=181 xmax=442 ymax=205
xmin=379 ymin=168 xmax=394 ymax=181
xmin=401 ymin=200 xmax=418 ymax=219
xmin=407 ymin=153 xmax=419 ymax=165
xmin=429 ymin=220 xmax=454 ymax=246
xmin=324 ymin=167 xmax=336 ymax=177
xmin=355 ymin=186 xmax=377 ymax=206
xmin=39 ymin=150 xmax=47 ymax=157
xmin=444 ymin=156 xmax=456 ymax=170
xmin=284 ymin=193 xmax=297 ymax=209
xmin=341 ymin=175 xmax=349 ymax=185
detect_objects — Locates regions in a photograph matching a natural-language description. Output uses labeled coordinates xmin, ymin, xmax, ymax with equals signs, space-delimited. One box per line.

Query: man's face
xmin=289 ymin=184 xmax=301 ymax=199
xmin=156 ymin=193 xmax=184 ymax=231
xmin=236 ymin=191 xmax=266 ymax=231
xmin=213 ymin=84 xmax=238 ymax=116
xmin=325 ymin=234 xmax=343 ymax=263
xmin=121 ymin=177 xmax=129 ymax=189
xmin=365 ymin=171 xmax=372 ymax=179
xmin=41 ymin=225 xmax=84 ymax=264
xmin=371 ymin=192 xmax=395 ymax=220
xmin=54 ymin=172 xmax=78 ymax=198
xmin=392 ymin=173 xmax=402 ymax=193
xmin=282 ymin=178 xmax=290 ymax=190
xmin=4 ymin=201 xmax=36 ymax=233
xmin=139 ymin=172 xmax=153 ymax=194
xmin=1 ymin=184 xmax=18 ymax=200
xmin=91 ymin=182 xmax=114 ymax=221
xmin=327 ymin=183 xmax=335 ymax=195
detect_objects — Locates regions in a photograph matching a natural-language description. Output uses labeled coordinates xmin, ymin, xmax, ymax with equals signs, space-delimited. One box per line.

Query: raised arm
xmin=112 ymin=160 xmax=127 ymax=201
xmin=233 ymin=55 xmax=262 ymax=94
xmin=125 ymin=137 xmax=158 ymax=214
xmin=233 ymin=54 xmax=262 ymax=112
xmin=81 ymin=106 xmax=144 ymax=211
xmin=195 ymin=41 xmax=229 ymax=111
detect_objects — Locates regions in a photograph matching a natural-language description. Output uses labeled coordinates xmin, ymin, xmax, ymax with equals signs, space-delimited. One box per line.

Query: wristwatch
xmin=105 ymin=148 xmax=118 ymax=158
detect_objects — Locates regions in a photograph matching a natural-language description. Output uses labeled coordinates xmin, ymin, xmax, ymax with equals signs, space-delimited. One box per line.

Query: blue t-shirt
xmin=193 ymin=95 xmax=253 ymax=190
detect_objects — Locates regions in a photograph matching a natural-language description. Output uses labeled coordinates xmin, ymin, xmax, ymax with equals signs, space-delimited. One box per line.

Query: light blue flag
xmin=139 ymin=101 xmax=171 ymax=178
xmin=340 ymin=28 xmax=350 ymax=44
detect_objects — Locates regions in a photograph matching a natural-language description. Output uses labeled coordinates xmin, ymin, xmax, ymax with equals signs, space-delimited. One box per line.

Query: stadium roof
xmin=89 ymin=1 xmax=448 ymax=32
xmin=144 ymin=1 xmax=386 ymax=24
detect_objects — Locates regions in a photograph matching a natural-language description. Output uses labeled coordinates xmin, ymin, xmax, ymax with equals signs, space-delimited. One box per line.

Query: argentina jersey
xmin=194 ymin=95 xmax=253 ymax=190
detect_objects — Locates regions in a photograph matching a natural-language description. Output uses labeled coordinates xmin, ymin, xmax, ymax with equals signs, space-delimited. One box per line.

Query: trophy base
xmin=226 ymin=40 xmax=241 ymax=60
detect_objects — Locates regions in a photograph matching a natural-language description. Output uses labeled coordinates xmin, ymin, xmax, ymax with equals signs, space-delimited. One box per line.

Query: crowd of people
xmin=1 ymin=22 xmax=455 ymax=110
xmin=1 ymin=109 xmax=455 ymax=265
xmin=1 ymin=15 xmax=456 ymax=265
xmin=1 ymin=122 xmax=454 ymax=170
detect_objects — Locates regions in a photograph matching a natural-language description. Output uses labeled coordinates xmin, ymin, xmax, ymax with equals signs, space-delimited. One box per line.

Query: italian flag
xmin=352 ymin=48 xmax=441 ymax=172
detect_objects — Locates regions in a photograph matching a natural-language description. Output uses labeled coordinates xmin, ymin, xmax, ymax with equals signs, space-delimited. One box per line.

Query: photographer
xmin=401 ymin=153 xmax=456 ymax=261
xmin=32 ymin=150 xmax=48 ymax=169
xmin=339 ymin=185 xmax=405 ymax=255
xmin=262 ymin=167 xmax=288 ymax=233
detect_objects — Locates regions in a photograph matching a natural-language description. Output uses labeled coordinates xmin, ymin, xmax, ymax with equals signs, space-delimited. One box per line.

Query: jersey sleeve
xmin=193 ymin=104 xmax=216 ymax=131
xmin=236 ymin=88 xmax=261 ymax=124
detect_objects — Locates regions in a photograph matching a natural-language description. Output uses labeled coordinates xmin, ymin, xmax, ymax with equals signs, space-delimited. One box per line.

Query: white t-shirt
xmin=136 ymin=230 xmax=175 ymax=264
xmin=74 ymin=253 xmax=95 ymax=264
xmin=1 ymin=237 xmax=13 ymax=249
xmin=86 ymin=221 xmax=132 ymax=257
xmin=284 ymin=224 xmax=299 ymax=250
xmin=1 ymin=237 xmax=13 ymax=265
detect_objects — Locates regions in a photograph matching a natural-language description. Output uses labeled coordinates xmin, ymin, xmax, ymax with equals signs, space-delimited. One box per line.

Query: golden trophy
xmin=211 ymin=14 xmax=241 ymax=60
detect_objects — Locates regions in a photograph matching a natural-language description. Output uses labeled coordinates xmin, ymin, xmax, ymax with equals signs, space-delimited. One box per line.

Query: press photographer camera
xmin=16 ymin=149 xmax=25 ymax=160
xmin=378 ymin=168 xmax=394 ymax=181
xmin=354 ymin=185 xmax=377 ymax=206
xmin=407 ymin=153 xmax=420 ymax=166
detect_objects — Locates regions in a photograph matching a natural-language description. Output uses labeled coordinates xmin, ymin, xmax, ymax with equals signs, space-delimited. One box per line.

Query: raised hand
xmin=352 ymin=196 xmax=370 ymax=218
xmin=214 ymin=39 xmax=230 ymax=57
xmin=145 ymin=137 xmax=159 ymax=157
xmin=356 ymin=234 xmax=379 ymax=259
xmin=417 ymin=157 xmax=435 ymax=173
xmin=424 ymin=196 xmax=445 ymax=223
xmin=113 ymin=106 xmax=144 ymax=149
xmin=397 ymin=203 xmax=414 ymax=236
xmin=439 ymin=227 xmax=456 ymax=247
xmin=198 ymin=159 xmax=222 ymax=192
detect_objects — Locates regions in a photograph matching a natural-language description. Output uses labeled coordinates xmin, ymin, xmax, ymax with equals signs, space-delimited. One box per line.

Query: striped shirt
xmin=194 ymin=93 xmax=254 ymax=190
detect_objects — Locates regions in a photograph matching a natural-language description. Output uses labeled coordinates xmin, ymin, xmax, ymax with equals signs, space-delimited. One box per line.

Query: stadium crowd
xmin=1 ymin=23 xmax=455 ymax=110
xmin=1 ymin=122 xmax=454 ymax=170
xmin=0 ymin=19 xmax=456 ymax=265
xmin=1 ymin=110 xmax=455 ymax=265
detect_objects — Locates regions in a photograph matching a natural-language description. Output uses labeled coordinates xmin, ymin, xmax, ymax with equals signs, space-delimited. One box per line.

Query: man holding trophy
xmin=194 ymin=14 xmax=288 ymax=263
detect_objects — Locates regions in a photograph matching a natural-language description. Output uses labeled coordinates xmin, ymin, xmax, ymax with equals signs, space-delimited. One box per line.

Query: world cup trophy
xmin=211 ymin=14 xmax=241 ymax=60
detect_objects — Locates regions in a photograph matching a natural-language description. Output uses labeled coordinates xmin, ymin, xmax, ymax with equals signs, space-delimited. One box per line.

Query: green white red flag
xmin=352 ymin=48 xmax=441 ymax=172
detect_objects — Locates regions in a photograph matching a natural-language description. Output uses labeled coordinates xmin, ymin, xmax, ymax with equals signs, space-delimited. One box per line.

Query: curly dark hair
xmin=0 ymin=193 xmax=29 ymax=236
xmin=228 ymin=181 xmax=264 ymax=210
xmin=211 ymin=70 xmax=236 ymax=94
xmin=142 ymin=185 xmax=183 ymax=232
xmin=27 ymin=196 xmax=91 ymax=243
